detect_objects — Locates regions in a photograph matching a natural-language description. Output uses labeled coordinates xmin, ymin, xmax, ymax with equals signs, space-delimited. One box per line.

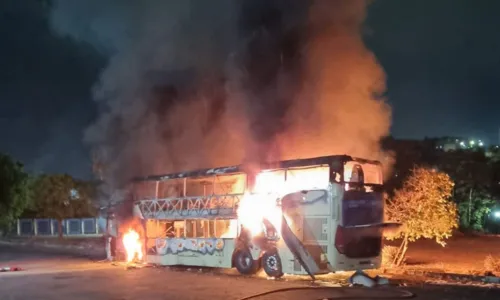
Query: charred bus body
xmin=127 ymin=155 xmax=390 ymax=278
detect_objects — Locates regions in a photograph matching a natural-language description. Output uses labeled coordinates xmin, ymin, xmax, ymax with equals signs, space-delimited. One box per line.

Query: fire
xmin=236 ymin=167 xmax=329 ymax=237
xmin=237 ymin=192 xmax=282 ymax=236
xmin=221 ymin=219 xmax=238 ymax=238
xmin=122 ymin=229 xmax=143 ymax=263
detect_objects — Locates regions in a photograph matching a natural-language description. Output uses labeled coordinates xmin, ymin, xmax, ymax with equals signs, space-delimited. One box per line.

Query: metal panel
xmin=19 ymin=219 xmax=33 ymax=235
xmin=83 ymin=218 xmax=97 ymax=234
xmin=303 ymin=217 xmax=328 ymax=242
xmin=67 ymin=219 xmax=82 ymax=235
xmin=36 ymin=219 xmax=51 ymax=235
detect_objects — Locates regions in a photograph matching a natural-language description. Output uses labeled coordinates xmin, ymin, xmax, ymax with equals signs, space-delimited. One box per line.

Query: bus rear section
xmin=332 ymin=159 xmax=385 ymax=271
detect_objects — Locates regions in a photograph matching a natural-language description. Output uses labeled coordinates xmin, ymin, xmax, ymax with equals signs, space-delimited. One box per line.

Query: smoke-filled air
xmin=49 ymin=0 xmax=391 ymax=189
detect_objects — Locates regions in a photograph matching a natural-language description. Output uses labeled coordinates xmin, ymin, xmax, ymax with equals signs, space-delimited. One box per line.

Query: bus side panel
xmin=145 ymin=238 xmax=235 ymax=268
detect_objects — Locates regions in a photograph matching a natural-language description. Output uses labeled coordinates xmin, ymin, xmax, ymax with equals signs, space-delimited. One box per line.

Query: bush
xmin=385 ymin=167 xmax=457 ymax=266
xmin=381 ymin=245 xmax=400 ymax=268
xmin=484 ymin=255 xmax=500 ymax=274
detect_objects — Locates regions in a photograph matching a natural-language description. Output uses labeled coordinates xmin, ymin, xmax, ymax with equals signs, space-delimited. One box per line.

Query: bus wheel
xmin=233 ymin=249 xmax=260 ymax=275
xmin=262 ymin=249 xmax=283 ymax=278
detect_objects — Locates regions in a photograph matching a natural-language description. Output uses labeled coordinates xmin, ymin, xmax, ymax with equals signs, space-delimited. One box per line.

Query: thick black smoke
xmin=50 ymin=0 xmax=391 ymax=198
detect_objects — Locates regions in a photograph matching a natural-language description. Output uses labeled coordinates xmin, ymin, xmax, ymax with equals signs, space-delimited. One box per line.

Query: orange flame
xmin=236 ymin=167 xmax=329 ymax=237
xmin=220 ymin=219 xmax=238 ymax=238
xmin=122 ymin=229 xmax=143 ymax=263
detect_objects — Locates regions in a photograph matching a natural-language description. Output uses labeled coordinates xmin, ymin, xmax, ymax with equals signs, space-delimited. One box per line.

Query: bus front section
xmin=332 ymin=159 xmax=386 ymax=271
xmin=273 ymin=158 xmax=388 ymax=278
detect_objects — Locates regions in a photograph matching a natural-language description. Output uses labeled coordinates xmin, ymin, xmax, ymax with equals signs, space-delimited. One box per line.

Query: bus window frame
xmin=341 ymin=160 xmax=383 ymax=186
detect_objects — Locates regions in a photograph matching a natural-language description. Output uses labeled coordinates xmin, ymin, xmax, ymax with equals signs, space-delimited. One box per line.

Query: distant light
xmin=494 ymin=211 xmax=500 ymax=219
xmin=479 ymin=142 xmax=484 ymax=147
xmin=70 ymin=188 xmax=79 ymax=200
xmin=459 ymin=141 xmax=465 ymax=147
xmin=470 ymin=140 xmax=475 ymax=145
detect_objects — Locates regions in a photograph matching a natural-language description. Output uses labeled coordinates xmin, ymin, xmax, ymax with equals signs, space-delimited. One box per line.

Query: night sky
xmin=1 ymin=0 xmax=500 ymax=178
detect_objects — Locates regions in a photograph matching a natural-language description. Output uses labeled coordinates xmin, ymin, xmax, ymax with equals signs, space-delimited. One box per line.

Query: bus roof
xmin=131 ymin=155 xmax=381 ymax=183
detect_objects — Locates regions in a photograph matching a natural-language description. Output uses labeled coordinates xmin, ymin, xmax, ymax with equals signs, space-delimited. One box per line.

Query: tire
xmin=262 ymin=249 xmax=283 ymax=278
xmin=233 ymin=248 xmax=260 ymax=275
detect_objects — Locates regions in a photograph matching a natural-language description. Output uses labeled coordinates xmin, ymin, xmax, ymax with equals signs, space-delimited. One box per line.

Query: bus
xmin=128 ymin=155 xmax=388 ymax=279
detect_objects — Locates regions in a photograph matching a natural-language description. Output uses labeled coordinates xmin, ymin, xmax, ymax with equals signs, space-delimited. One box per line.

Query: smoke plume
xmin=49 ymin=0 xmax=391 ymax=190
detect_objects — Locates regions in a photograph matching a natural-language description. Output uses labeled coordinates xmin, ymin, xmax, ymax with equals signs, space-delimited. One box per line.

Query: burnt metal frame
xmin=138 ymin=193 xmax=243 ymax=220
xmin=133 ymin=155 xmax=381 ymax=220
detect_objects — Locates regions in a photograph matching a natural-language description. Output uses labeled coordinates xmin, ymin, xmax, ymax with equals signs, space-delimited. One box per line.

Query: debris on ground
xmin=348 ymin=270 xmax=390 ymax=287
xmin=108 ymin=261 xmax=153 ymax=270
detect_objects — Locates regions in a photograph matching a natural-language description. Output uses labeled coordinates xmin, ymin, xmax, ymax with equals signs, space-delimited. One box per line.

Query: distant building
xmin=434 ymin=137 xmax=485 ymax=152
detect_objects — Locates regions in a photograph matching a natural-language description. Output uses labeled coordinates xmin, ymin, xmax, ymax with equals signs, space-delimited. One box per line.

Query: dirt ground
xmin=387 ymin=233 xmax=500 ymax=274
xmin=1 ymin=244 xmax=500 ymax=300
xmin=5 ymin=232 xmax=500 ymax=275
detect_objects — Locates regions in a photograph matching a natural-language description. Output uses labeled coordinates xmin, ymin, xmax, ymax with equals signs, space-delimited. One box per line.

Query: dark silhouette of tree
xmin=33 ymin=174 xmax=96 ymax=237
xmin=0 ymin=153 xmax=33 ymax=233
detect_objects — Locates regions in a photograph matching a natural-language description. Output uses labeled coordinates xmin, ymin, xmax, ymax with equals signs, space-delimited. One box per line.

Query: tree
xmin=456 ymin=187 xmax=496 ymax=231
xmin=437 ymin=150 xmax=497 ymax=232
xmin=33 ymin=174 xmax=97 ymax=237
xmin=385 ymin=167 xmax=458 ymax=266
xmin=0 ymin=154 xmax=33 ymax=233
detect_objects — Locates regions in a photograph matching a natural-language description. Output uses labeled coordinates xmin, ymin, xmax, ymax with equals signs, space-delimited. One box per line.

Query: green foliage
xmin=457 ymin=188 xmax=496 ymax=231
xmin=435 ymin=150 xmax=498 ymax=232
xmin=0 ymin=154 xmax=34 ymax=231
xmin=386 ymin=167 xmax=458 ymax=266
xmin=33 ymin=174 xmax=97 ymax=221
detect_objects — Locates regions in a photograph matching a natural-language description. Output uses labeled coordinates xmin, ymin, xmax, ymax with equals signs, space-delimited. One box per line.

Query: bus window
xmin=207 ymin=220 xmax=216 ymax=237
xmin=344 ymin=161 xmax=382 ymax=185
xmin=195 ymin=220 xmax=206 ymax=238
xmin=286 ymin=166 xmax=330 ymax=191
xmin=213 ymin=219 xmax=236 ymax=238
xmin=165 ymin=221 xmax=175 ymax=238
xmin=253 ymin=170 xmax=285 ymax=194
xmin=173 ymin=221 xmax=185 ymax=237
xmin=183 ymin=220 xmax=207 ymax=238
xmin=186 ymin=220 xmax=194 ymax=238
xmin=186 ymin=178 xmax=214 ymax=197
xmin=146 ymin=220 xmax=171 ymax=239
xmin=158 ymin=179 xmax=183 ymax=198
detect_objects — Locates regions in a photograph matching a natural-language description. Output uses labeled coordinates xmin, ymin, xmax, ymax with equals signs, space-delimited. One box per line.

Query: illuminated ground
xmin=1 ymin=245 xmax=500 ymax=300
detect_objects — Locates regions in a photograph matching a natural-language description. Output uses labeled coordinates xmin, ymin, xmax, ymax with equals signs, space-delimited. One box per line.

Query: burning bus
xmin=123 ymin=155 xmax=390 ymax=279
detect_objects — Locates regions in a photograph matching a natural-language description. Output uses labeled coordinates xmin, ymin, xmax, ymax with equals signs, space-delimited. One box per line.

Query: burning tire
xmin=233 ymin=248 xmax=260 ymax=275
xmin=262 ymin=249 xmax=283 ymax=278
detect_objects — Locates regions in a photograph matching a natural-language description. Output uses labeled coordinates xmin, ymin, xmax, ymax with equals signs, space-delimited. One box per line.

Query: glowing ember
xmin=122 ymin=229 xmax=143 ymax=263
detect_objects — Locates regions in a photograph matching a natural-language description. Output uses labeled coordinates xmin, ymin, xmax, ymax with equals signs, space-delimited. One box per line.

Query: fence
xmin=14 ymin=218 xmax=106 ymax=237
